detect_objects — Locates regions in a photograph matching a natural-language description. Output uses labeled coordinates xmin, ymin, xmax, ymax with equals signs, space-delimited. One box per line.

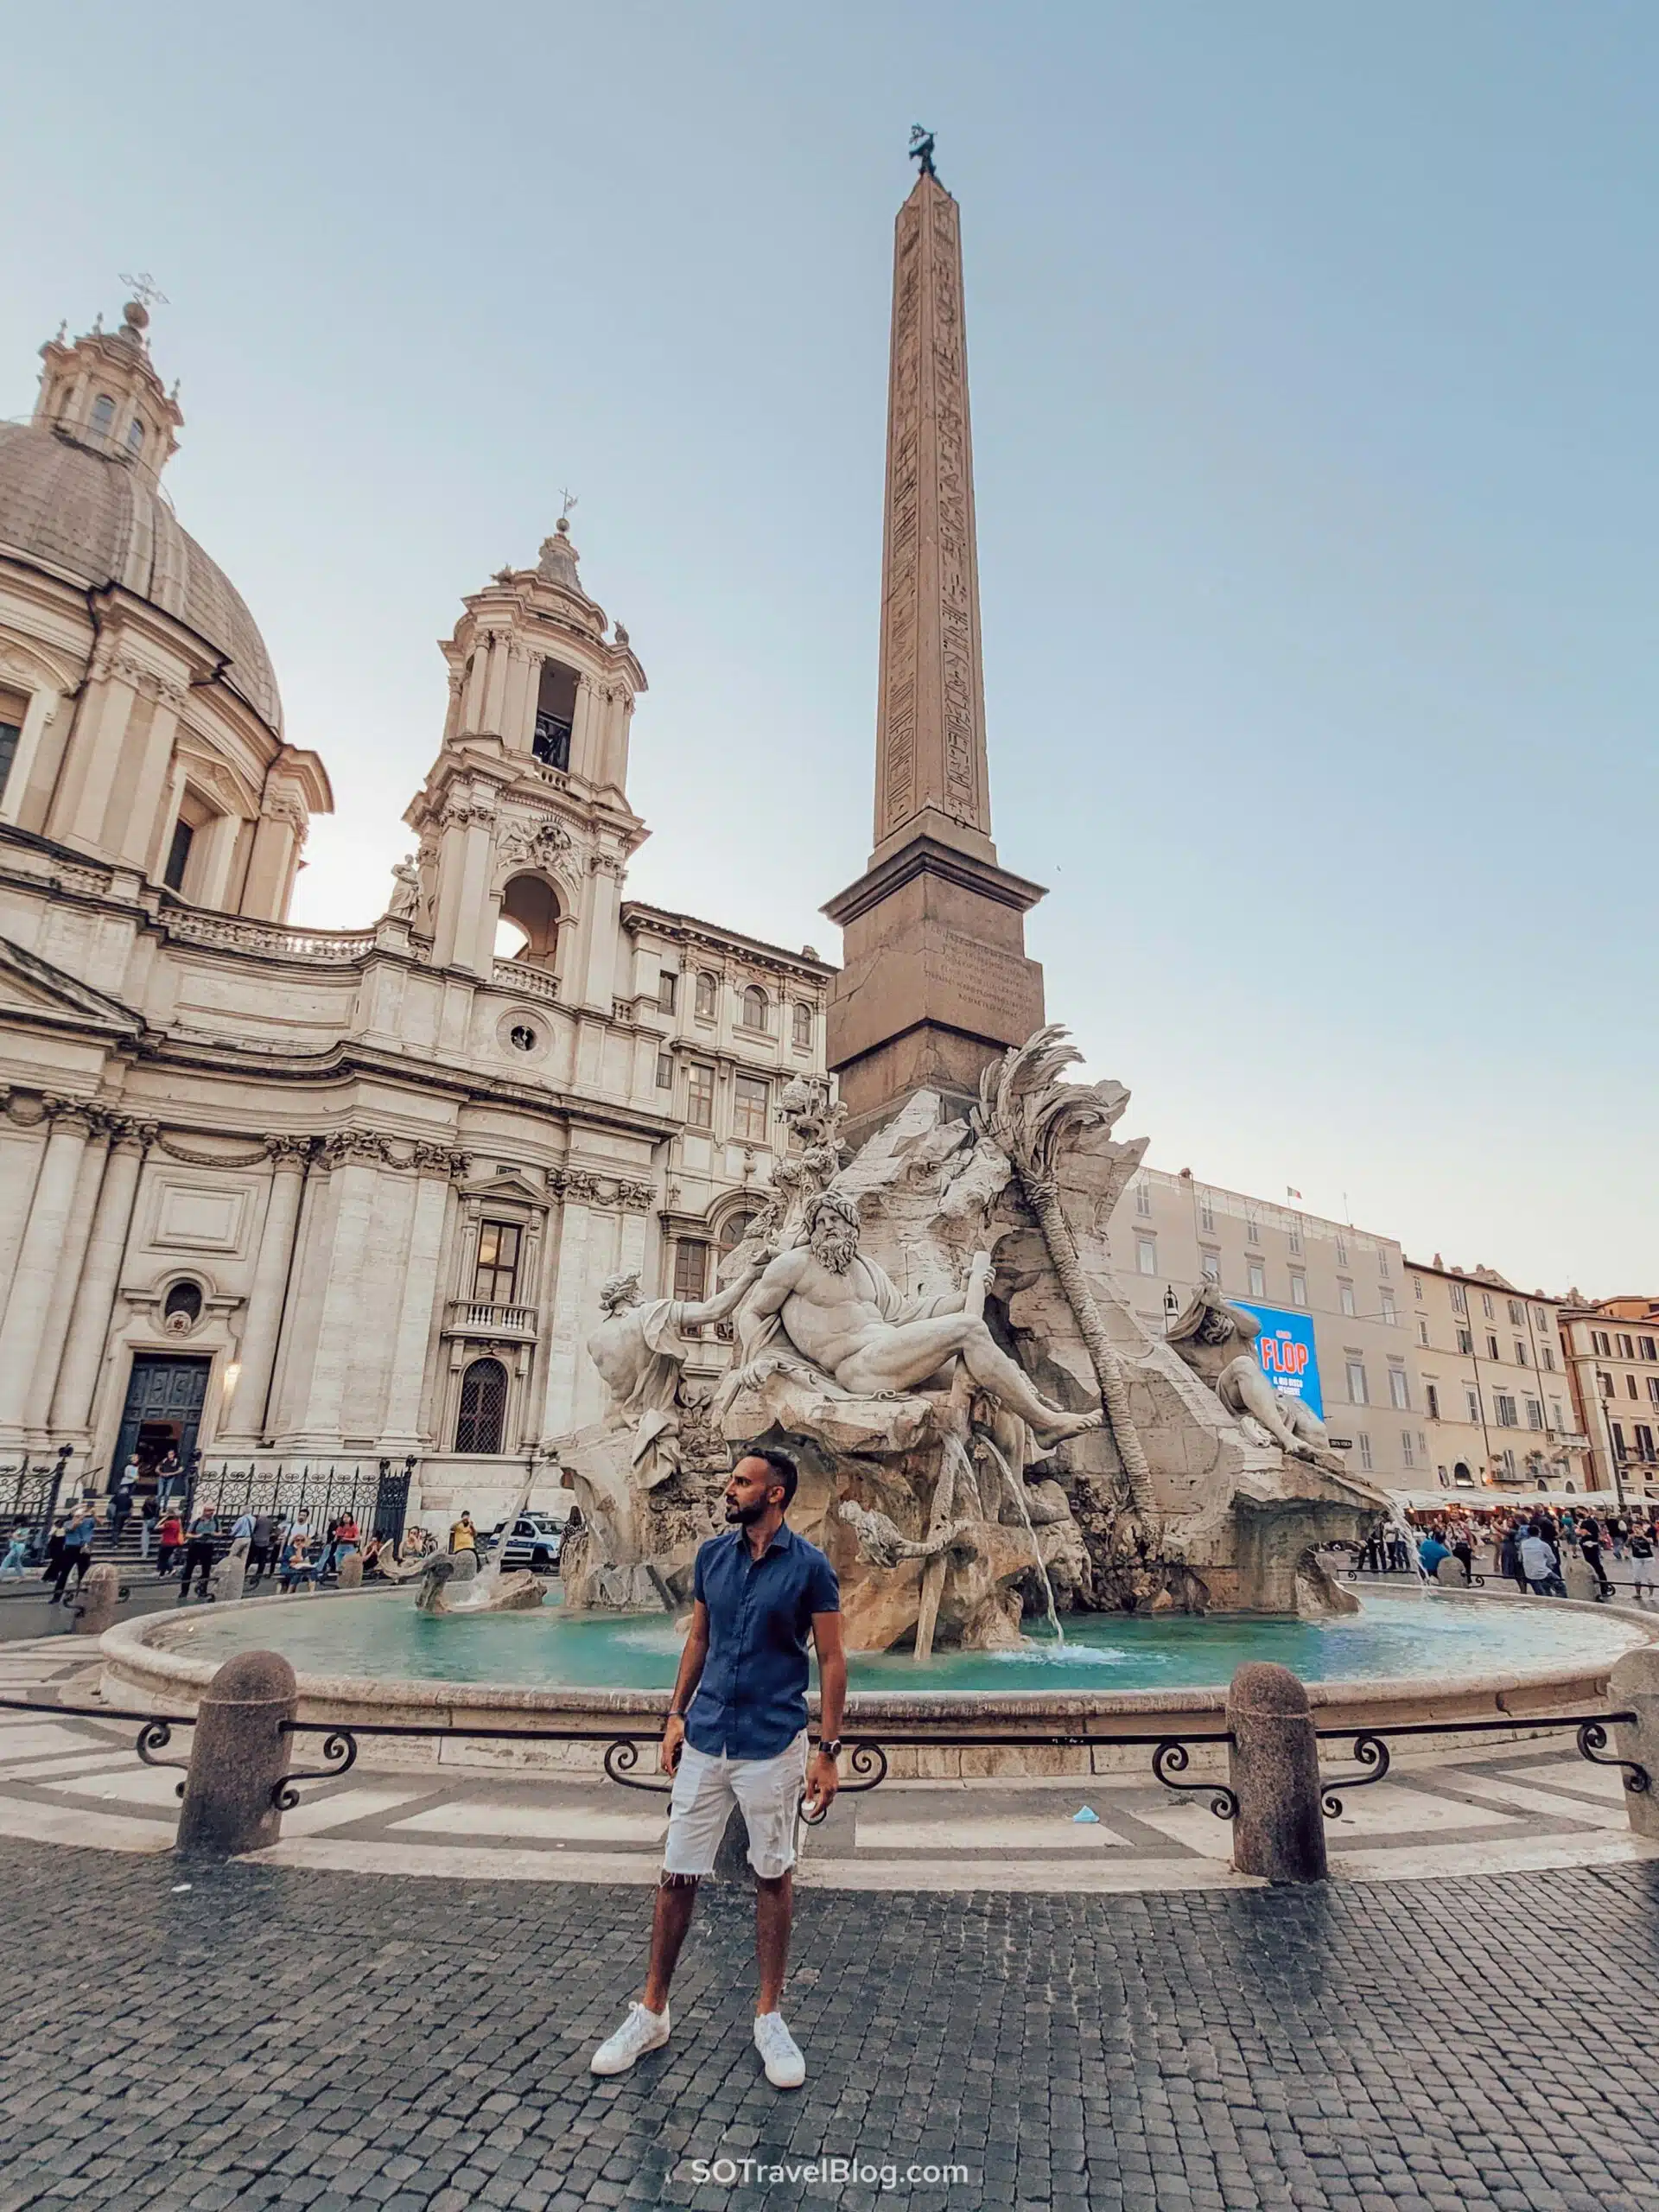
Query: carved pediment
xmin=0 ymin=937 xmax=143 ymax=1036
xmin=460 ymin=1167 xmax=548 ymax=1209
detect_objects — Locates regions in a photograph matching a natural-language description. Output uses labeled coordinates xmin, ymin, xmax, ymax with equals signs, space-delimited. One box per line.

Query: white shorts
xmin=662 ymin=1730 xmax=808 ymax=1880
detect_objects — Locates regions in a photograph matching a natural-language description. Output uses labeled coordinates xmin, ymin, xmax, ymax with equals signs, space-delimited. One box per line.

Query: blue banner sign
xmin=1231 ymin=1300 xmax=1325 ymax=1421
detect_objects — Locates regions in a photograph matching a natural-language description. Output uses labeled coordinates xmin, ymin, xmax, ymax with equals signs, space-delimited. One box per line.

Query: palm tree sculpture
xmin=973 ymin=1027 xmax=1155 ymax=1520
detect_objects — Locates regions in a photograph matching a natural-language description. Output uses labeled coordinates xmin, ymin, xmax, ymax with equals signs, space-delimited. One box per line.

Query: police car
xmin=488 ymin=1511 xmax=568 ymax=1571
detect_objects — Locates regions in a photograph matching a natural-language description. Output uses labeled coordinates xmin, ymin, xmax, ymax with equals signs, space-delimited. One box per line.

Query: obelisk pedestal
xmin=824 ymin=157 xmax=1045 ymax=1138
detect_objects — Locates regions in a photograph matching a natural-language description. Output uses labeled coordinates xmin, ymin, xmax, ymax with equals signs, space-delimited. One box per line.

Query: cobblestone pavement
xmin=3 ymin=1641 xmax=1656 ymax=1893
xmin=2 ymin=1837 xmax=1658 ymax=2212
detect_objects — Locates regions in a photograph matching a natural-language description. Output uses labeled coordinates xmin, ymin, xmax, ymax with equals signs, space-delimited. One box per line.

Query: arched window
xmin=741 ymin=984 xmax=768 ymax=1033
xmin=126 ymin=418 xmax=145 ymax=456
xmin=695 ymin=971 xmax=718 ymax=1020
xmin=91 ymin=393 xmax=116 ymax=435
xmin=792 ymin=1002 xmax=812 ymax=1051
xmin=455 ymin=1357 xmax=509 ymax=1453
xmin=718 ymin=1210 xmax=760 ymax=1263
xmin=496 ymin=874 xmax=561 ymax=966
xmin=163 ymin=1280 xmax=203 ymax=1329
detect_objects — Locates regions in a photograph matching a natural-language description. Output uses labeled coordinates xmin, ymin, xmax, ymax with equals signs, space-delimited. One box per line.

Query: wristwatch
xmin=817 ymin=1738 xmax=842 ymax=1759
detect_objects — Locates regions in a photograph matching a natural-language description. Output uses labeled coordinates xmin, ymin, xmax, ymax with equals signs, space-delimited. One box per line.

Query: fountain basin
xmin=98 ymin=1585 xmax=1656 ymax=1780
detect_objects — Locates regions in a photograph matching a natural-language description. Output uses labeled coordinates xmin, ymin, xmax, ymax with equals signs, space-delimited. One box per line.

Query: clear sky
xmin=3 ymin=3 xmax=1654 ymax=1296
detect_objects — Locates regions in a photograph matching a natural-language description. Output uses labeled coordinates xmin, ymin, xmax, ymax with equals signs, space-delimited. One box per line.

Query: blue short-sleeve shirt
xmin=685 ymin=1521 xmax=840 ymax=1761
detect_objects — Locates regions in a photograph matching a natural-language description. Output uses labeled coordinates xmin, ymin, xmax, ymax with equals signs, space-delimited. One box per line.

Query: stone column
xmin=502 ymin=644 xmax=535 ymax=755
xmin=24 ymin=1116 xmax=111 ymax=1437
xmin=540 ymin=1178 xmax=594 ymax=1440
xmin=431 ymin=798 xmax=498 ymax=976
xmin=379 ymin=1157 xmax=454 ymax=1451
xmin=295 ymin=1142 xmax=381 ymax=1446
xmin=1227 ymin=1662 xmax=1327 ymax=1884
xmin=576 ymin=850 xmax=626 ymax=1013
xmin=0 ymin=1105 xmax=94 ymax=1442
xmin=111 ymin=679 xmax=185 ymax=874
xmin=218 ymin=1139 xmax=311 ymax=1446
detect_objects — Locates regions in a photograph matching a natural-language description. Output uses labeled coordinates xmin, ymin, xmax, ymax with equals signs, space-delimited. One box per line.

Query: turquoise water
xmin=170 ymin=1586 xmax=1643 ymax=1697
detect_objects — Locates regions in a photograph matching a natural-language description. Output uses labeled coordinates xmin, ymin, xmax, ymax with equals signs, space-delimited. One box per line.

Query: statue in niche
xmin=387 ymin=855 xmax=420 ymax=919
xmin=733 ymin=1186 xmax=1102 ymax=1447
xmin=1165 ymin=1283 xmax=1344 ymax=1470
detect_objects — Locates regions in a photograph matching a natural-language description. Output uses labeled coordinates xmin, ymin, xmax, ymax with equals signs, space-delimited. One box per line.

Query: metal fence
xmin=189 ymin=1458 xmax=414 ymax=1544
xmin=0 ymin=1454 xmax=71 ymax=1552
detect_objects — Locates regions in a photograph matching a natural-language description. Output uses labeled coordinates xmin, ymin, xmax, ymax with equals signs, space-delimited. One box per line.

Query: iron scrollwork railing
xmin=1577 ymin=1716 xmax=1649 ymax=1795
xmin=1317 ymin=1732 xmax=1390 ymax=1820
xmin=1152 ymin=1737 xmax=1239 ymax=1821
xmin=272 ymin=1725 xmax=359 ymax=1811
xmin=1313 ymin=1710 xmax=1648 ymax=1820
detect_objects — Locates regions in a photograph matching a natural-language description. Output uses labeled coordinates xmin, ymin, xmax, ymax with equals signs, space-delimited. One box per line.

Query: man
xmin=1417 ymin=1529 xmax=1451 ymax=1580
xmin=736 ymin=1188 xmax=1101 ymax=1445
xmin=1578 ymin=1516 xmax=1614 ymax=1602
xmin=591 ymin=1449 xmax=844 ymax=2091
xmin=1630 ymin=1522 xmax=1656 ymax=1603
xmin=449 ymin=1512 xmax=477 ymax=1555
xmin=1518 ymin=1522 xmax=1562 ymax=1598
xmin=247 ymin=1512 xmax=275 ymax=1587
xmin=49 ymin=1505 xmax=98 ymax=1604
xmin=177 ymin=1508 xmax=219 ymax=1604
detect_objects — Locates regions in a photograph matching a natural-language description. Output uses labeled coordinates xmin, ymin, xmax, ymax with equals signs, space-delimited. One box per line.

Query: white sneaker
xmin=753 ymin=2010 xmax=805 ymax=2088
xmin=589 ymin=2001 xmax=671 ymax=2075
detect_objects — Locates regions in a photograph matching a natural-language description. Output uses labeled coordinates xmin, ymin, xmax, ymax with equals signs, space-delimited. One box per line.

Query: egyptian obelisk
xmin=823 ymin=137 xmax=1045 ymax=1135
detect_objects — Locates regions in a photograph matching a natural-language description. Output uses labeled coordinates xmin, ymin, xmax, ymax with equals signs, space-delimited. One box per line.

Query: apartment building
xmin=1405 ymin=1260 xmax=1590 ymax=1496
xmin=1108 ymin=1170 xmax=1425 ymax=1491
xmin=1559 ymin=1298 xmax=1659 ymax=1510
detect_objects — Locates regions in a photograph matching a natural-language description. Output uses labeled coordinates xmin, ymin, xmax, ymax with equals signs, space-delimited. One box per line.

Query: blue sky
xmin=3 ymin=3 xmax=1654 ymax=1294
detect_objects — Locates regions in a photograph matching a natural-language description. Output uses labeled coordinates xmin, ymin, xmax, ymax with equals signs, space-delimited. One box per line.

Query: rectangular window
xmin=1620 ymin=1333 xmax=1637 ymax=1359
xmin=673 ymin=1239 xmax=709 ymax=1301
xmin=164 ymin=817 xmax=194 ymax=893
xmin=657 ymin=970 xmax=677 ymax=1014
xmin=655 ymin=1050 xmax=673 ymax=1090
xmin=1551 ymin=1400 xmax=1566 ymax=1433
xmin=1388 ymin=1367 xmax=1409 ymax=1411
xmin=1289 ymin=1272 xmax=1307 ymax=1309
xmin=1200 ymin=1249 xmax=1221 ymax=1284
xmin=1413 ymin=1275 xmax=1423 ymax=1300
xmin=1593 ymin=1330 xmax=1611 ymax=1356
xmin=1500 ymin=1447 xmax=1516 ymax=1479
xmin=1525 ymin=1398 xmax=1543 ymax=1431
xmin=1335 ymin=1234 xmax=1348 ymax=1267
xmin=1541 ymin=1345 xmax=1554 ymax=1371
xmin=1629 ymin=1374 xmax=1641 ymax=1400
xmin=1466 ymin=1387 xmax=1481 ymax=1425
xmin=792 ymin=1001 xmax=812 ymax=1051
xmin=473 ymin=1220 xmax=521 ymax=1306
xmin=1135 ymin=1235 xmax=1157 ymax=1277
xmin=1426 ymin=1382 xmax=1440 ymax=1421
xmin=1381 ymin=1288 xmax=1396 ymax=1325
xmin=1451 ymin=1282 xmax=1467 ymax=1317
xmin=1612 ymin=1422 xmax=1628 ymax=1459
xmin=1339 ymin=1281 xmax=1357 ymax=1318
xmin=1417 ymin=1318 xmax=1429 ymax=1346
xmin=1481 ymin=1293 xmax=1494 ymax=1320
xmin=1287 ymin=1219 xmax=1302 ymax=1255
xmin=1637 ymin=1425 xmax=1656 ymax=1463
xmin=1599 ymin=1371 xmax=1614 ymax=1397
xmin=733 ymin=1074 xmax=769 ymax=1144
xmin=1346 ymin=1360 xmax=1369 ymax=1406
xmin=1245 ymin=1213 xmax=1260 ymax=1245
xmin=1485 ymin=1334 xmax=1500 ymax=1362
xmin=1402 ymin=1430 xmax=1414 ymax=1469
xmin=1507 ymin=1299 xmax=1523 ymax=1327
xmin=1378 ymin=1249 xmax=1390 ymax=1278
xmin=1494 ymin=1393 xmax=1517 ymax=1427
xmin=0 ymin=690 xmax=23 ymax=804
xmin=1456 ymin=1327 xmax=1472 ymax=1355
xmin=1514 ymin=1340 xmax=1528 ymax=1365
xmin=1357 ymin=1433 xmax=1374 ymax=1471
xmin=1248 ymin=1260 xmax=1266 ymax=1298
xmin=1649 ymin=1378 xmax=1659 ymax=1406
xmin=1642 ymin=1338 xmax=1657 ymax=1363
xmin=1134 ymin=1180 xmax=1152 ymax=1217
xmin=695 ymin=970 xmax=718 ymax=1020
xmin=686 ymin=1063 xmax=715 ymax=1130
xmin=1198 ymin=1194 xmax=1215 ymax=1234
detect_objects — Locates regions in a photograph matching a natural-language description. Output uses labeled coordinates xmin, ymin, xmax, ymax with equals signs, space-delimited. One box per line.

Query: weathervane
xmin=118 ymin=271 xmax=170 ymax=312
xmin=908 ymin=125 xmax=937 ymax=179
xmin=560 ymin=487 xmax=579 ymax=523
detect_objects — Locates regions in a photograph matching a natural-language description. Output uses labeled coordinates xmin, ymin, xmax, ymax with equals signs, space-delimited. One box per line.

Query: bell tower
xmin=823 ymin=143 xmax=1046 ymax=1135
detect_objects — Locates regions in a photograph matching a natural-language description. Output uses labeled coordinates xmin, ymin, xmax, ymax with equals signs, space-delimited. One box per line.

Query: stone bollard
xmin=1227 ymin=1662 xmax=1328 ymax=1884
xmin=71 ymin=1562 xmax=123 ymax=1637
xmin=1434 ymin=1556 xmax=1465 ymax=1587
xmin=210 ymin=1538 xmax=249 ymax=1605
xmin=337 ymin=1552 xmax=364 ymax=1590
xmin=450 ymin=1548 xmax=478 ymax=1583
xmin=175 ymin=1650 xmax=296 ymax=1859
xmin=1610 ymin=1646 xmax=1659 ymax=1842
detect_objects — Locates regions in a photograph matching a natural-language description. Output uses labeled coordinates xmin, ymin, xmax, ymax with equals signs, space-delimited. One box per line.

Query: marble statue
xmin=387 ymin=855 xmax=420 ymax=919
xmin=1165 ymin=1285 xmax=1344 ymax=1470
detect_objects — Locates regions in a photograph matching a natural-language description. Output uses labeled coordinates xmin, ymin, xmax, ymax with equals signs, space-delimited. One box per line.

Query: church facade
xmin=0 ymin=300 xmax=830 ymax=1529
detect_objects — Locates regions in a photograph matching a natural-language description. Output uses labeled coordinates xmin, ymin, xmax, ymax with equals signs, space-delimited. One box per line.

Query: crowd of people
xmin=1358 ymin=1505 xmax=1659 ymax=1604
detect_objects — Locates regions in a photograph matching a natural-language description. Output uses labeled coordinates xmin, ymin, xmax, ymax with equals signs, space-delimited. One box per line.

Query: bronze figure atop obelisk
xmin=823 ymin=137 xmax=1046 ymax=1135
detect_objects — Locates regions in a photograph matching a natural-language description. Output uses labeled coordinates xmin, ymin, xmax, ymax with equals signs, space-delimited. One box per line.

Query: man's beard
xmin=725 ymin=1498 xmax=769 ymax=1525
xmin=810 ymin=1224 xmax=858 ymax=1274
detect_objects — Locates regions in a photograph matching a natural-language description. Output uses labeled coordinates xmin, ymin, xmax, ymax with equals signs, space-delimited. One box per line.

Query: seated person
xmin=279 ymin=1532 xmax=319 ymax=1593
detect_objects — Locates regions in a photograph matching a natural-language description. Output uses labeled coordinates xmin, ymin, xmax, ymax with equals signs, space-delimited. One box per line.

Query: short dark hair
xmin=747 ymin=1447 xmax=798 ymax=1510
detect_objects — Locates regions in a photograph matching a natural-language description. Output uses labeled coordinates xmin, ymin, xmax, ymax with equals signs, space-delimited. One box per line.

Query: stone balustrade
xmin=166 ymin=909 xmax=378 ymax=963
xmin=445 ymin=1299 xmax=539 ymax=1339
xmin=492 ymin=958 xmax=560 ymax=1001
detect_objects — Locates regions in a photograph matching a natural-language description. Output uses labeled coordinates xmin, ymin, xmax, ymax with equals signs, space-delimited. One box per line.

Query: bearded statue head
xmin=598 ymin=1271 xmax=642 ymax=1315
xmin=804 ymin=1186 xmax=861 ymax=1274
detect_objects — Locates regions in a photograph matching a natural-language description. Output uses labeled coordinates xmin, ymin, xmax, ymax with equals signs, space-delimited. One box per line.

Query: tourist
xmin=176 ymin=1508 xmax=219 ymax=1604
xmin=590 ymin=1449 xmax=843 ymax=2092
xmin=279 ymin=1526 xmax=318 ymax=1594
xmin=49 ymin=1504 xmax=98 ymax=1604
xmin=245 ymin=1513 xmax=274 ymax=1587
xmin=108 ymin=1474 xmax=135 ymax=1550
xmin=1519 ymin=1522 xmax=1563 ymax=1598
xmin=0 ymin=1524 xmax=31 ymax=1576
xmin=1417 ymin=1529 xmax=1451 ymax=1580
xmin=1498 ymin=1521 xmax=1527 ymax=1598
xmin=137 ymin=1493 xmax=158 ymax=1562
xmin=1578 ymin=1518 xmax=1614 ymax=1602
xmin=1628 ymin=1522 xmax=1656 ymax=1603
xmin=332 ymin=1511 xmax=359 ymax=1576
xmin=155 ymin=1508 xmax=184 ymax=1578
xmin=449 ymin=1512 xmax=477 ymax=1556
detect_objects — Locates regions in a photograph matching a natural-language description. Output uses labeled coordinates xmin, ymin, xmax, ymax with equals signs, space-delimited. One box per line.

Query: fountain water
xmin=978 ymin=1432 xmax=1065 ymax=1643
xmin=1382 ymin=1498 xmax=1433 ymax=1589
xmin=438 ymin=1459 xmax=545 ymax=1613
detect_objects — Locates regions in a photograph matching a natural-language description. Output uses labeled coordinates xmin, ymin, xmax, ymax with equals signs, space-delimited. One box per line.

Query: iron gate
xmin=190 ymin=1459 xmax=414 ymax=1544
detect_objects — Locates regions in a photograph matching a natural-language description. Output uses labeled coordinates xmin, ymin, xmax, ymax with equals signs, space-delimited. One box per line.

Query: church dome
xmin=0 ymin=417 xmax=283 ymax=734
